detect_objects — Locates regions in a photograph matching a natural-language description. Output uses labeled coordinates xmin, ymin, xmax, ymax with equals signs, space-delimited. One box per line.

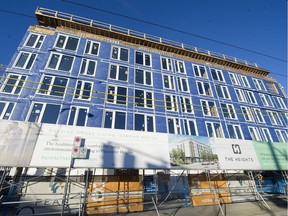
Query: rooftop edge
xmin=35 ymin=7 xmax=270 ymax=77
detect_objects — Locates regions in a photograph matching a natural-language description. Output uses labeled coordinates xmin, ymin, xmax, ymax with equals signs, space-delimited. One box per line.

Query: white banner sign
xmin=30 ymin=124 xmax=170 ymax=169
xmin=213 ymin=138 xmax=261 ymax=170
xmin=0 ymin=120 xmax=40 ymax=167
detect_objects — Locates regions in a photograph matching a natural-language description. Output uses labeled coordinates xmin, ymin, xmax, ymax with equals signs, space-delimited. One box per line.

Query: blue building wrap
xmin=0 ymin=8 xmax=287 ymax=145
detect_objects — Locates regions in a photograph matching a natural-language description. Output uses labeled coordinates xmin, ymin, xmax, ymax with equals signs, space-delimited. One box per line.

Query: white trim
xmin=79 ymin=58 xmax=97 ymax=77
xmin=111 ymin=45 xmax=129 ymax=61
xmin=67 ymin=106 xmax=89 ymax=126
xmin=84 ymin=39 xmax=101 ymax=56
xmin=54 ymin=33 xmax=80 ymax=51
xmin=24 ymin=32 xmax=45 ymax=49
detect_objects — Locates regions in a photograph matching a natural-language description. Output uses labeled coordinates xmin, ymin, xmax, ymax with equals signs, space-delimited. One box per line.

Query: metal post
xmin=206 ymin=171 xmax=217 ymax=216
xmin=154 ymin=170 xmax=158 ymax=204
xmin=82 ymin=168 xmax=90 ymax=216
xmin=78 ymin=192 xmax=82 ymax=216
xmin=61 ymin=158 xmax=73 ymax=216
xmin=151 ymin=197 xmax=160 ymax=216
xmin=182 ymin=173 xmax=188 ymax=208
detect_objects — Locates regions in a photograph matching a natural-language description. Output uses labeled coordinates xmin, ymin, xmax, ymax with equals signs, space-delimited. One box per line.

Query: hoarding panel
xmin=252 ymin=141 xmax=288 ymax=170
xmin=30 ymin=124 xmax=170 ymax=169
xmin=86 ymin=175 xmax=143 ymax=214
xmin=213 ymin=138 xmax=261 ymax=170
xmin=188 ymin=173 xmax=231 ymax=206
xmin=0 ymin=120 xmax=40 ymax=167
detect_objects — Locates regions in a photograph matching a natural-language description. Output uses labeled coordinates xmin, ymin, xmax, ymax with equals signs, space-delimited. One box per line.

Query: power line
xmin=0 ymin=9 xmax=35 ymax=19
xmin=0 ymin=75 xmax=287 ymax=118
xmin=0 ymin=8 xmax=286 ymax=78
xmin=62 ymin=0 xmax=287 ymax=63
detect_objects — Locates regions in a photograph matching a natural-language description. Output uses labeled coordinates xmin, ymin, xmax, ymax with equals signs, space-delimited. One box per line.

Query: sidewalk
xmin=115 ymin=198 xmax=287 ymax=216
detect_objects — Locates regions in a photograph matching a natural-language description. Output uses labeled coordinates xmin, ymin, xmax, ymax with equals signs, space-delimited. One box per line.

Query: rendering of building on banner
xmin=0 ymin=7 xmax=287 ymax=215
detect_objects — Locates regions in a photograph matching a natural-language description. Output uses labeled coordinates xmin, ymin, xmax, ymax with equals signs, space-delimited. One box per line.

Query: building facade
xmin=0 ymin=8 xmax=287 ymax=143
xmin=178 ymin=139 xmax=213 ymax=163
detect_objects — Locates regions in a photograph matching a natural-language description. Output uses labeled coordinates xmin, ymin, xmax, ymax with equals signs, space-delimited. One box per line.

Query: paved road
xmin=113 ymin=198 xmax=287 ymax=216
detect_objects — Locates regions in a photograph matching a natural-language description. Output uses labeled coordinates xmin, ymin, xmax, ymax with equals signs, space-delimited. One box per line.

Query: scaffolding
xmin=0 ymin=167 xmax=287 ymax=216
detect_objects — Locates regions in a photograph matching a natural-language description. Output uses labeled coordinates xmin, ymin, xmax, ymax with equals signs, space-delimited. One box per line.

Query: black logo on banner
xmin=232 ymin=144 xmax=241 ymax=154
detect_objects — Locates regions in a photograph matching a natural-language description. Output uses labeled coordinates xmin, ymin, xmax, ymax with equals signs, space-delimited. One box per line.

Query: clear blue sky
xmin=0 ymin=0 xmax=287 ymax=92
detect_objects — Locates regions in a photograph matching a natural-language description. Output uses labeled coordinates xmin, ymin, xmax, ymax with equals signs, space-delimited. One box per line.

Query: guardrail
xmin=36 ymin=7 xmax=259 ymax=68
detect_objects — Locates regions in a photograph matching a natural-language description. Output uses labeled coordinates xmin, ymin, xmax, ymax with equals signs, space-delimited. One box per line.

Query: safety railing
xmin=36 ymin=7 xmax=259 ymax=68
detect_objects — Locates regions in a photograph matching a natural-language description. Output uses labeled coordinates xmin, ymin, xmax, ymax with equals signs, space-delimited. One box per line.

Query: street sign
xmin=71 ymin=146 xmax=80 ymax=158
xmin=72 ymin=146 xmax=87 ymax=159
xmin=72 ymin=136 xmax=87 ymax=159
xmin=79 ymin=147 xmax=87 ymax=159
xmin=73 ymin=136 xmax=82 ymax=147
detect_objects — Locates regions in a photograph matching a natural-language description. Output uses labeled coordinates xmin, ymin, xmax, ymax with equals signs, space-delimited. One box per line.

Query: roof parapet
xmin=35 ymin=7 xmax=270 ymax=77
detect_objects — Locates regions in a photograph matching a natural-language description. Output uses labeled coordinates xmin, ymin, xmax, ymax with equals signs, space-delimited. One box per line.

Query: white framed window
xmin=24 ymin=33 xmax=44 ymax=49
xmin=67 ymin=106 xmax=89 ymax=126
xmin=38 ymin=75 xmax=68 ymax=97
xmin=235 ymin=88 xmax=247 ymax=102
xmin=175 ymin=60 xmax=186 ymax=73
xmin=193 ymin=64 xmax=208 ymax=78
xmin=259 ymin=93 xmax=274 ymax=107
xmin=161 ymin=56 xmax=172 ymax=71
xmin=135 ymin=69 xmax=152 ymax=86
xmin=197 ymin=81 xmax=213 ymax=96
xmin=85 ymin=40 xmax=100 ymax=56
xmin=216 ymin=85 xmax=230 ymax=99
xmin=107 ymin=85 xmax=127 ymax=105
xmin=260 ymin=128 xmax=273 ymax=142
xmin=227 ymin=124 xmax=243 ymax=139
xmin=179 ymin=96 xmax=193 ymax=114
xmin=103 ymin=110 xmax=126 ymax=129
xmin=220 ymin=103 xmax=237 ymax=120
xmin=165 ymin=94 xmax=177 ymax=111
xmin=239 ymin=75 xmax=250 ymax=88
xmin=267 ymin=111 xmax=282 ymax=126
xmin=281 ymin=113 xmax=288 ymax=127
xmin=177 ymin=77 xmax=189 ymax=92
xmin=274 ymin=97 xmax=287 ymax=109
xmin=134 ymin=113 xmax=154 ymax=132
xmin=253 ymin=78 xmax=266 ymax=91
xmin=135 ymin=51 xmax=151 ymax=67
xmin=246 ymin=91 xmax=257 ymax=104
xmin=252 ymin=108 xmax=265 ymax=124
xmin=0 ymin=74 xmax=26 ymax=95
xmin=109 ymin=64 xmax=128 ymax=81
xmin=184 ymin=119 xmax=198 ymax=136
xmin=211 ymin=68 xmax=225 ymax=82
xmin=167 ymin=118 xmax=181 ymax=134
xmin=248 ymin=126 xmax=262 ymax=141
xmin=206 ymin=122 xmax=224 ymax=138
xmin=27 ymin=102 xmax=61 ymax=124
xmin=80 ymin=59 xmax=97 ymax=76
xmin=111 ymin=46 xmax=129 ymax=61
xmin=47 ymin=52 xmax=74 ymax=72
xmin=135 ymin=89 xmax=153 ymax=108
xmin=229 ymin=73 xmax=240 ymax=86
xmin=74 ymin=80 xmax=93 ymax=100
xmin=55 ymin=34 xmax=79 ymax=51
xmin=0 ymin=101 xmax=15 ymax=120
xmin=241 ymin=106 xmax=254 ymax=122
xmin=201 ymin=100 xmax=218 ymax=117
xmin=14 ymin=52 xmax=36 ymax=70
xmin=163 ymin=74 xmax=175 ymax=90
xmin=265 ymin=81 xmax=279 ymax=94
xmin=275 ymin=130 xmax=288 ymax=143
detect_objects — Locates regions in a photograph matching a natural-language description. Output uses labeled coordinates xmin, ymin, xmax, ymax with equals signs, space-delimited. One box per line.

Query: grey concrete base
xmin=114 ymin=198 xmax=287 ymax=216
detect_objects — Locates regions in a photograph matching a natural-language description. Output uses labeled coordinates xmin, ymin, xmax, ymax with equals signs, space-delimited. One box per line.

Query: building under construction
xmin=0 ymin=7 xmax=287 ymax=215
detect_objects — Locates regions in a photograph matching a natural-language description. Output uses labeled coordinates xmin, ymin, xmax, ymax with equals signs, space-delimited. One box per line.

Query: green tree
xmin=170 ymin=148 xmax=185 ymax=164
xmin=201 ymin=151 xmax=217 ymax=161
